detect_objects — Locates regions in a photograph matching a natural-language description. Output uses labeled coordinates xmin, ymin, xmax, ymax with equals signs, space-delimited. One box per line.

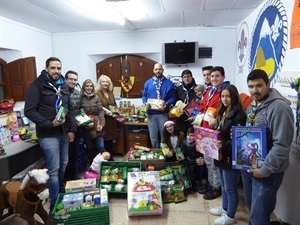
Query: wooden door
xmin=4 ymin=57 xmax=37 ymax=101
xmin=96 ymin=55 xmax=156 ymax=98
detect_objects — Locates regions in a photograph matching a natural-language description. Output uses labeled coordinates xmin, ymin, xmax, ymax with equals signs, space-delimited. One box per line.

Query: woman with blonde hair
xmin=95 ymin=75 xmax=118 ymax=156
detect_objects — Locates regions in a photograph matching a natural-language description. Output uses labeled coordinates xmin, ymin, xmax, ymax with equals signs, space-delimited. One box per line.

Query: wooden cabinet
xmin=128 ymin=133 xmax=148 ymax=148
xmin=4 ymin=57 xmax=37 ymax=101
xmin=125 ymin=122 xmax=149 ymax=152
xmin=112 ymin=126 xmax=125 ymax=155
xmin=96 ymin=55 xmax=156 ymax=98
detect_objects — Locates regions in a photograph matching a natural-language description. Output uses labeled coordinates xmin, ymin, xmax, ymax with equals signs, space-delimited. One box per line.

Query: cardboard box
xmin=194 ymin=126 xmax=222 ymax=160
xmin=65 ymin=178 xmax=97 ymax=193
xmin=232 ymin=126 xmax=267 ymax=170
xmin=124 ymin=150 xmax=166 ymax=171
xmin=127 ymin=171 xmax=163 ymax=216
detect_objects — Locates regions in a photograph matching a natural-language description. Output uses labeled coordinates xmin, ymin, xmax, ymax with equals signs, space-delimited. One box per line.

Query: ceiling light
xmin=108 ymin=0 xmax=147 ymax=20
xmin=69 ymin=0 xmax=125 ymax=25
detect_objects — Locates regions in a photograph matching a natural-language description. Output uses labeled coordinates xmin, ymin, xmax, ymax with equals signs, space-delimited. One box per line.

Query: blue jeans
xmin=147 ymin=113 xmax=168 ymax=148
xmin=218 ymin=168 xmax=240 ymax=218
xmin=39 ymin=135 xmax=69 ymax=206
xmin=204 ymin=155 xmax=220 ymax=189
xmin=241 ymin=171 xmax=284 ymax=225
xmin=84 ymin=135 xmax=105 ymax=164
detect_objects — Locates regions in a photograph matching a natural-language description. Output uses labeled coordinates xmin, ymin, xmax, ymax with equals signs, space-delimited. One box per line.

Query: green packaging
xmin=57 ymin=106 xmax=68 ymax=122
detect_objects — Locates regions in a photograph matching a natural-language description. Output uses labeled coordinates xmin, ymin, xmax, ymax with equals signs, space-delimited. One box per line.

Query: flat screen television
xmin=163 ymin=42 xmax=198 ymax=64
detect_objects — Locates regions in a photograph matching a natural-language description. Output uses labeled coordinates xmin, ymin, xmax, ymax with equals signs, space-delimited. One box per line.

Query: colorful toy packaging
xmin=127 ymin=171 xmax=163 ymax=216
xmin=194 ymin=126 xmax=222 ymax=160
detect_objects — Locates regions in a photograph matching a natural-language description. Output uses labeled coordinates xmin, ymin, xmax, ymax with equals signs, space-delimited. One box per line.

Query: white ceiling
xmin=0 ymin=0 xmax=265 ymax=34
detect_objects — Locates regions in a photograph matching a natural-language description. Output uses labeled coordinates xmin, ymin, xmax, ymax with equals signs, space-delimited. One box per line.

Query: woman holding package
xmin=95 ymin=74 xmax=118 ymax=155
xmin=209 ymin=84 xmax=246 ymax=225
xmin=161 ymin=120 xmax=185 ymax=162
xmin=80 ymin=79 xmax=105 ymax=165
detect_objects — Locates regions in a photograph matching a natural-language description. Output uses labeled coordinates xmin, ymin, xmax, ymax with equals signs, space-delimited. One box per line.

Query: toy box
xmin=127 ymin=171 xmax=163 ymax=216
xmin=232 ymin=126 xmax=267 ymax=170
xmin=65 ymin=178 xmax=97 ymax=193
xmin=194 ymin=126 xmax=222 ymax=160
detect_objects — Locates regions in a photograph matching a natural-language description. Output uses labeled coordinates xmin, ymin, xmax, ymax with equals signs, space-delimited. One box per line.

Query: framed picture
xmin=194 ymin=126 xmax=222 ymax=160
xmin=232 ymin=126 xmax=267 ymax=170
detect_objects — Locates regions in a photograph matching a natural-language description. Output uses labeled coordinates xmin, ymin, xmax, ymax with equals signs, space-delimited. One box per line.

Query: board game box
xmin=232 ymin=126 xmax=267 ymax=170
xmin=194 ymin=126 xmax=222 ymax=160
xmin=127 ymin=171 xmax=163 ymax=216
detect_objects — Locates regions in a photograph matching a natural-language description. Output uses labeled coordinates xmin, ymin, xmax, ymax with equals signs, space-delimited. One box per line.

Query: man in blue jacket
xmin=142 ymin=63 xmax=176 ymax=148
xmin=24 ymin=57 xmax=76 ymax=212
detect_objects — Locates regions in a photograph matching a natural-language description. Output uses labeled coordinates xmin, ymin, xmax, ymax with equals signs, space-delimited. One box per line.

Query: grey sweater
xmin=247 ymin=88 xmax=294 ymax=177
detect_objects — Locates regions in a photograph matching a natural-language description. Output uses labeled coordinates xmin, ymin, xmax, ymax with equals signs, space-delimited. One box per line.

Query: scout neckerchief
xmin=153 ymin=76 xmax=164 ymax=99
xmin=247 ymin=91 xmax=270 ymax=126
xmin=48 ymin=82 xmax=62 ymax=112
xmin=217 ymin=111 xmax=227 ymax=130
xmin=182 ymin=83 xmax=196 ymax=104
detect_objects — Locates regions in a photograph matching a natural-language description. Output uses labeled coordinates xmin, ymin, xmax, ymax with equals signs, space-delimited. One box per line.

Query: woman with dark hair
xmin=80 ymin=79 xmax=105 ymax=165
xmin=161 ymin=120 xmax=185 ymax=162
xmin=209 ymin=84 xmax=247 ymax=225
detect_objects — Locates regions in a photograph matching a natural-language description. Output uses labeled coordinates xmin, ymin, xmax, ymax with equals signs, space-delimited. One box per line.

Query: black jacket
xmin=214 ymin=105 xmax=247 ymax=170
xmin=24 ymin=70 xmax=76 ymax=138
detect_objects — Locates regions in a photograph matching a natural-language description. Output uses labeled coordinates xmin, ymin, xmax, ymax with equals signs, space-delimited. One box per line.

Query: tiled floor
xmin=2 ymin=155 xmax=278 ymax=225
xmin=108 ymin=189 xmax=250 ymax=225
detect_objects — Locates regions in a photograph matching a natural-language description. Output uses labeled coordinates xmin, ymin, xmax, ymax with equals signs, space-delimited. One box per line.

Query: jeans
xmin=204 ymin=155 xmax=220 ymax=189
xmin=241 ymin=171 xmax=284 ymax=225
xmin=85 ymin=135 xmax=105 ymax=164
xmin=39 ymin=135 xmax=69 ymax=206
xmin=218 ymin=168 xmax=240 ymax=218
xmin=147 ymin=113 xmax=168 ymax=148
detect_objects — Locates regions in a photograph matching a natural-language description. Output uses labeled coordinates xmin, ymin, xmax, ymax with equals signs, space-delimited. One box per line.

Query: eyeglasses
xmin=67 ymin=78 xmax=78 ymax=82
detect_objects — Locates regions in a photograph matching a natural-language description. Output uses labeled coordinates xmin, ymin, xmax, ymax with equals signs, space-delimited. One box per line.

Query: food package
xmin=147 ymin=99 xmax=166 ymax=111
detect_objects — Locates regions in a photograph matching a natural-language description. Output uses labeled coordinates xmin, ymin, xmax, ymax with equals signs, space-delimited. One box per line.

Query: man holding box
xmin=24 ymin=57 xmax=76 ymax=212
xmin=241 ymin=69 xmax=294 ymax=225
xmin=142 ymin=63 xmax=176 ymax=148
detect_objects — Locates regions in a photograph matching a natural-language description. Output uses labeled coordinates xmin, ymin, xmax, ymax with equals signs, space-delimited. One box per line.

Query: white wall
xmin=0 ymin=17 xmax=52 ymax=71
xmin=51 ymin=27 xmax=237 ymax=86
xmin=234 ymin=0 xmax=300 ymax=224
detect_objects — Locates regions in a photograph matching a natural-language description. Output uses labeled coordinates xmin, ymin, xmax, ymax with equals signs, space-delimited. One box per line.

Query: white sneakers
xmin=210 ymin=207 xmax=236 ymax=225
xmin=214 ymin=213 xmax=236 ymax=225
xmin=209 ymin=206 xmax=227 ymax=216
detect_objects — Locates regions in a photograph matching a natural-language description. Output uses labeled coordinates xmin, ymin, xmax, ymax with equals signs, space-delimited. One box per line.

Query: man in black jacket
xmin=24 ymin=57 xmax=76 ymax=212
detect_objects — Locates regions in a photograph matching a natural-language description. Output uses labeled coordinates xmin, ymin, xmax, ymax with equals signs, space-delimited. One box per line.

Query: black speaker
xmin=198 ymin=47 xmax=212 ymax=58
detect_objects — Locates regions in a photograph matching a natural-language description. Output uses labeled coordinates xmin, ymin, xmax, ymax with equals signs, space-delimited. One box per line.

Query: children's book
xmin=232 ymin=126 xmax=267 ymax=170
xmin=194 ymin=126 xmax=222 ymax=160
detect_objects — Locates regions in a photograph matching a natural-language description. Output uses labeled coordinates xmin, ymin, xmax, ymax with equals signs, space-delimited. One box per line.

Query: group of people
xmin=142 ymin=63 xmax=294 ymax=225
xmin=24 ymin=57 xmax=294 ymax=225
xmin=24 ymin=57 xmax=118 ymax=212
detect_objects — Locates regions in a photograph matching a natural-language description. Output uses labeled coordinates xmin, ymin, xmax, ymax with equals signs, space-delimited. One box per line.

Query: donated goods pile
xmin=50 ymin=148 xmax=192 ymax=223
